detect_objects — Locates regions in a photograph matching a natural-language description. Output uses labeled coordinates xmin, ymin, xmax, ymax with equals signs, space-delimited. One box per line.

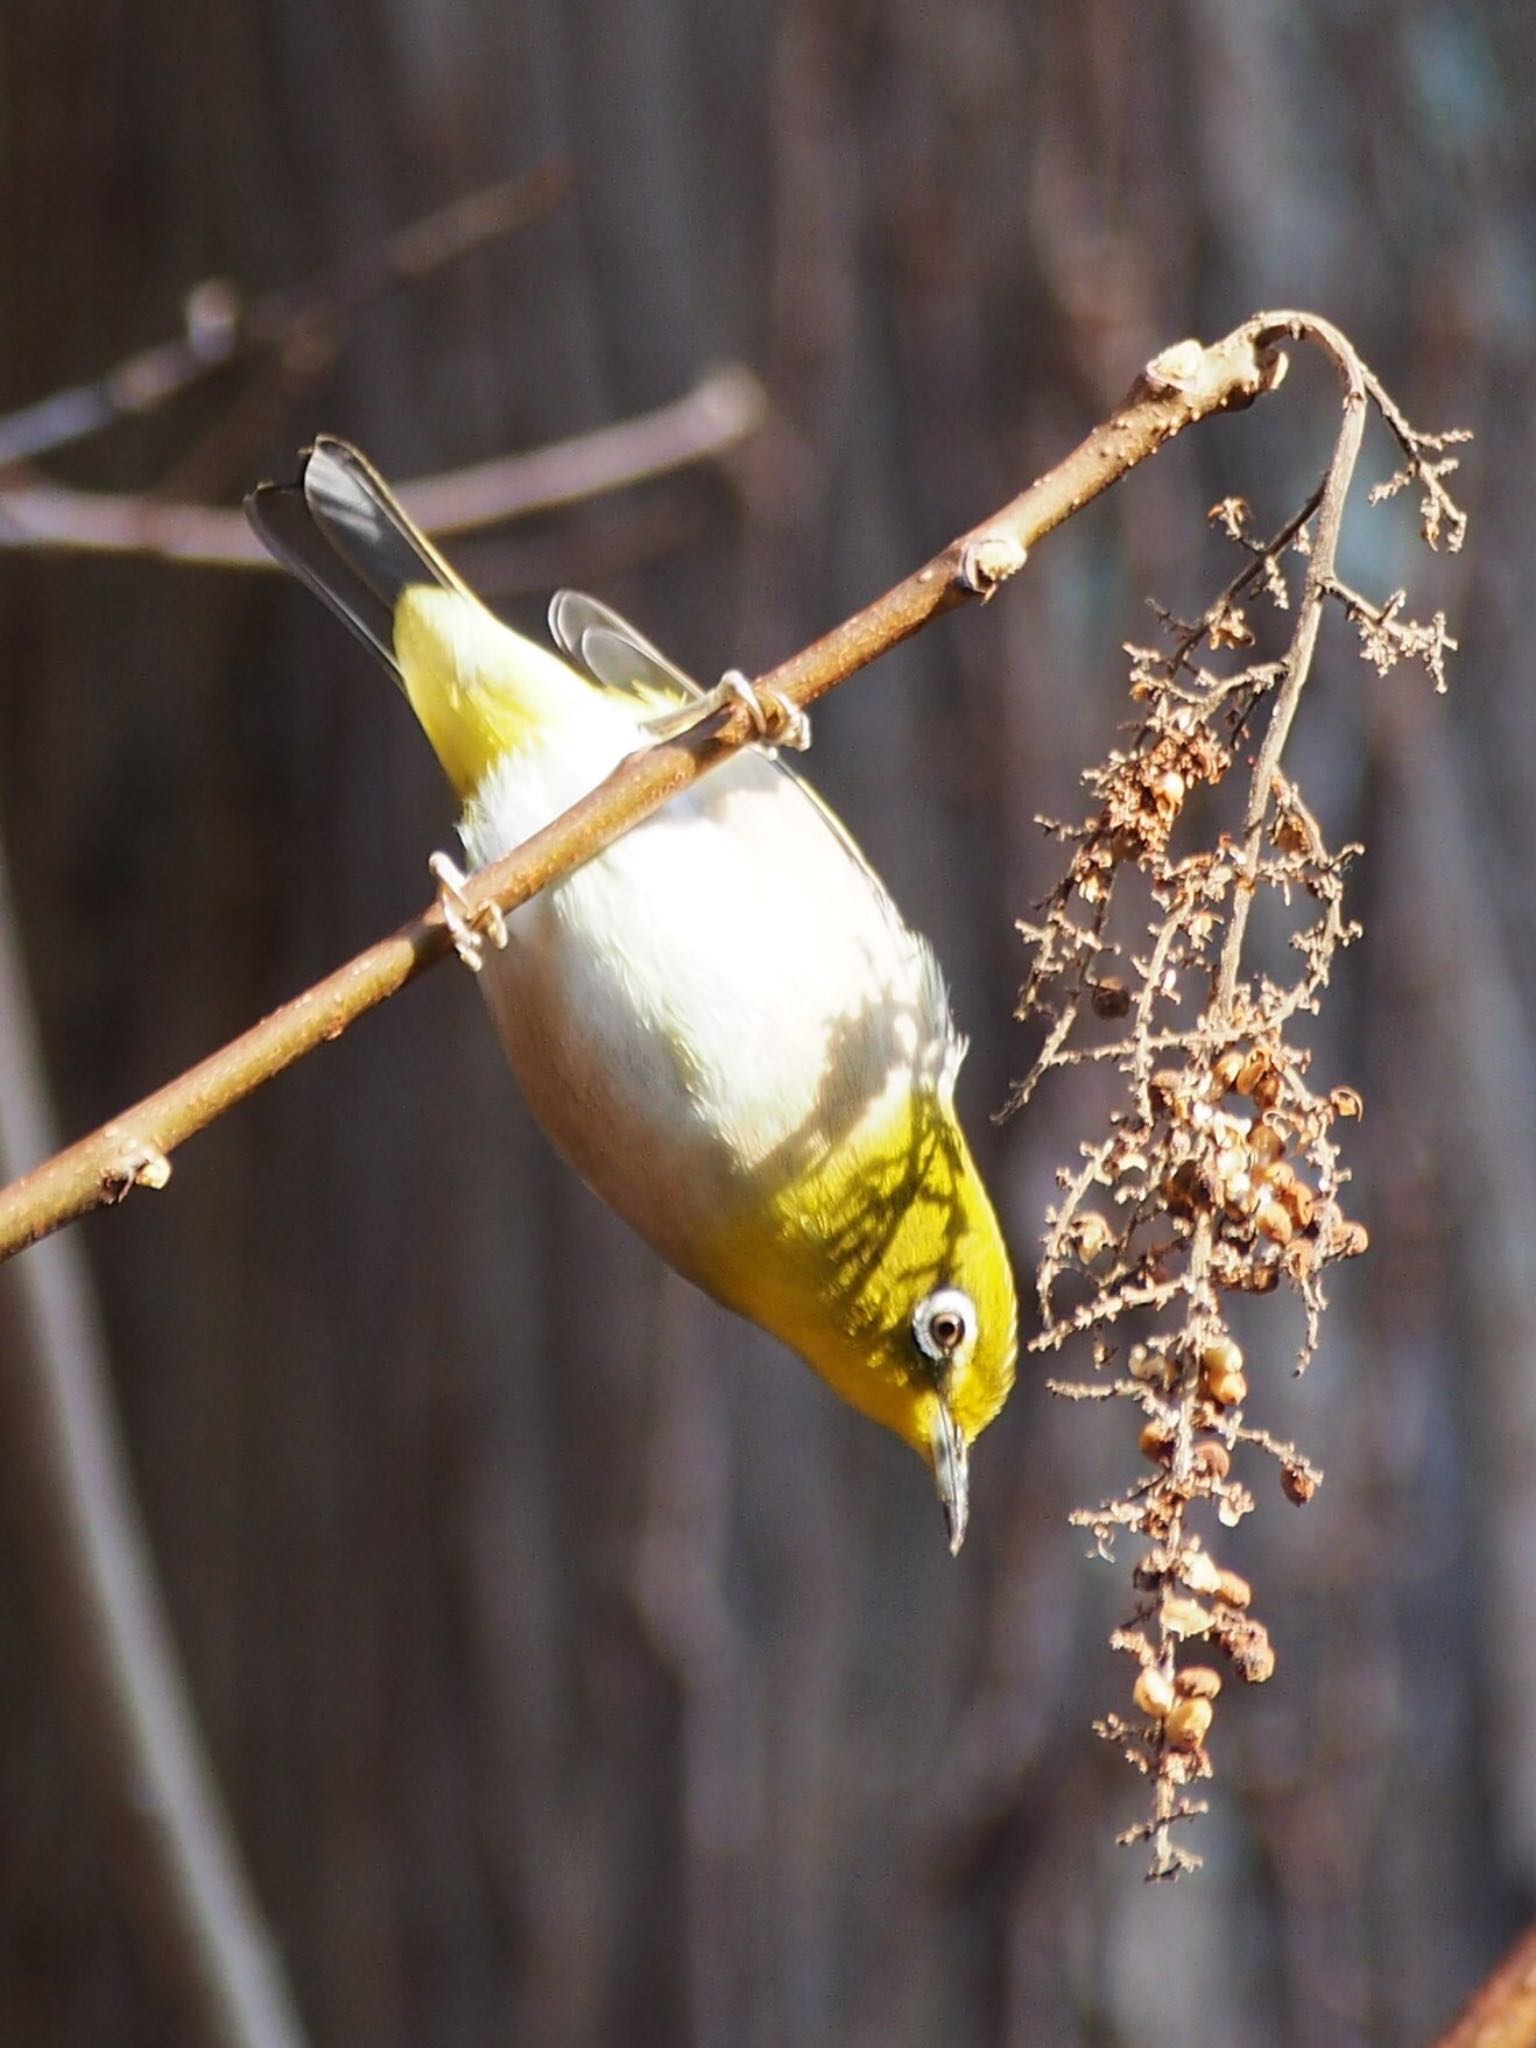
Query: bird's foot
xmin=429 ymin=852 xmax=507 ymax=972
xmin=713 ymin=668 xmax=812 ymax=751
xmin=648 ymin=670 xmax=811 ymax=752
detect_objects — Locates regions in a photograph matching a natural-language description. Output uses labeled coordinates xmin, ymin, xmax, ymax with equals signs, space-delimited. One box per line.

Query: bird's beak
xmin=929 ymin=1399 xmax=970 ymax=1555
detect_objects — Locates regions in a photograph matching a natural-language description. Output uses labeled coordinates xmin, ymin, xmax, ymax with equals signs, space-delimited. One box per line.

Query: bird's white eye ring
xmin=913 ymin=1287 xmax=976 ymax=1366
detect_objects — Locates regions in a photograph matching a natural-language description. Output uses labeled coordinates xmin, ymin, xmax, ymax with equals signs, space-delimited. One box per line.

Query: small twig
xmin=0 ymin=162 xmax=573 ymax=470
xmin=0 ymin=365 xmax=770 ymax=567
xmin=1166 ymin=480 xmax=1326 ymax=679
xmin=0 ymin=836 xmax=307 ymax=2048
xmin=1212 ymin=314 xmax=1368 ymax=1005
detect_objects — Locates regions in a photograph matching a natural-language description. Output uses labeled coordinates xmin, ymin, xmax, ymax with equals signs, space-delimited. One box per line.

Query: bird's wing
xmin=548 ymin=590 xmax=701 ymax=711
xmin=550 ymin=595 xmax=944 ymax=989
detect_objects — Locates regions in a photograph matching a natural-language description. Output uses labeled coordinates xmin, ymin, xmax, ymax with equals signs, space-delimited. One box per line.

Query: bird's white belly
xmin=460 ymin=735 xmax=950 ymax=1281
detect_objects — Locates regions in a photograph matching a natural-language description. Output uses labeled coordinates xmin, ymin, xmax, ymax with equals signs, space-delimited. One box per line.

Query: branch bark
xmin=0 ymin=317 xmax=1288 ymax=1265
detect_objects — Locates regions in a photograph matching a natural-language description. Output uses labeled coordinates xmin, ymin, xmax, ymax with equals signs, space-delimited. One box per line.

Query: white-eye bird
xmin=247 ymin=438 xmax=1018 ymax=1549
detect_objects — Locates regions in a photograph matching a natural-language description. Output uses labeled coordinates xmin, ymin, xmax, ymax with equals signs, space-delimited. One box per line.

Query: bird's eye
xmin=913 ymin=1287 xmax=976 ymax=1367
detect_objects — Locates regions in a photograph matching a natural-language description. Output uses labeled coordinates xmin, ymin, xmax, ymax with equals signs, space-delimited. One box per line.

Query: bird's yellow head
xmin=716 ymin=1081 xmax=1018 ymax=1552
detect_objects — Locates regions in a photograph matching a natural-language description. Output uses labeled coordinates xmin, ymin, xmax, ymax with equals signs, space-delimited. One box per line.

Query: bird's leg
xmin=719 ymin=669 xmax=813 ymax=752
xmin=647 ymin=669 xmax=812 ymax=753
xmin=429 ymin=851 xmax=508 ymax=972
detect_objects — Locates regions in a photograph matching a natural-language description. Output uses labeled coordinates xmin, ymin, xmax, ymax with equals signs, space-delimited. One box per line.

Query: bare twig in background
xmin=0 ymin=163 xmax=573 ymax=471
xmin=1010 ymin=313 xmax=1466 ymax=1874
xmin=0 ymin=837 xmax=307 ymax=2048
xmin=0 ymin=317 xmax=1286 ymax=1262
xmin=0 ymin=364 xmax=769 ymax=567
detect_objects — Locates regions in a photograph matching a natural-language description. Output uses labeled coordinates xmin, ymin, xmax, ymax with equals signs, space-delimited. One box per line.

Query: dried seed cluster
xmin=1008 ymin=378 xmax=1466 ymax=1879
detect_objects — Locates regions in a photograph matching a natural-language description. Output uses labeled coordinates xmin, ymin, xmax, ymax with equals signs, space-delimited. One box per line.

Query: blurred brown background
xmin=0 ymin=3 xmax=1528 ymax=2044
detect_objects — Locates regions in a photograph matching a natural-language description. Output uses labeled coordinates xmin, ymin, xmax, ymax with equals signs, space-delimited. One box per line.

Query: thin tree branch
xmin=0 ymin=162 xmax=573 ymax=470
xmin=0 ymin=317 xmax=1290 ymax=1264
xmin=1213 ymin=313 xmax=1368 ymax=1000
xmin=0 ymin=364 xmax=769 ymax=566
xmin=0 ymin=837 xmax=308 ymax=2048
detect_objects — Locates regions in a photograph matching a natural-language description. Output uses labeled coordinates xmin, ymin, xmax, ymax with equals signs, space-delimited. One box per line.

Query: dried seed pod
xmin=1248 ymin=1122 xmax=1285 ymax=1165
xmin=1179 ymin=1550 xmax=1223 ymax=1596
xmin=1192 ymin=1439 xmax=1231 ymax=1482
xmin=1201 ymin=1335 xmax=1244 ymax=1376
xmin=1163 ymin=1162 xmax=1201 ymax=1216
xmin=1208 ymin=602 xmax=1256 ymax=650
xmin=1217 ymin=1254 xmax=1280 ymax=1295
xmin=1212 ymin=1049 xmax=1245 ymax=1092
xmin=1073 ymin=1211 xmax=1114 ymax=1261
xmin=1281 ymin=1462 xmax=1319 ymax=1505
xmin=1281 ymin=1240 xmax=1318 ymax=1285
xmin=1176 ymin=1666 xmax=1223 ymax=1700
xmin=1251 ymin=1068 xmax=1283 ymax=1112
xmin=1256 ymin=1200 xmax=1294 ymax=1246
xmin=1129 ymin=1344 xmax=1170 ymax=1385
xmin=1330 ymin=1219 xmax=1370 ymax=1259
xmin=1280 ymin=1179 xmax=1315 ymax=1231
xmin=1212 ymin=1156 xmax=1243 ymax=1201
xmin=1140 ymin=1421 xmax=1176 ymax=1465
xmin=1203 ymin=1359 xmax=1248 ymax=1408
xmin=1134 ymin=1666 xmax=1177 ymax=1720
xmin=1165 ymin=1695 xmax=1214 ymax=1751
xmin=1273 ymin=808 xmax=1319 ymax=857
xmin=1149 ymin=1069 xmax=1186 ymax=1117
xmin=1214 ymin=1568 xmax=1252 ymax=1610
xmin=1235 ymin=1050 xmax=1271 ymax=1097
xmin=1330 ymin=1086 xmax=1364 ymax=1120
xmin=1219 ymin=1615 xmax=1276 ymax=1684
xmin=1162 ymin=1594 xmax=1215 ymax=1640
xmin=1214 ymin=1144 xmax=1247 ymax=1189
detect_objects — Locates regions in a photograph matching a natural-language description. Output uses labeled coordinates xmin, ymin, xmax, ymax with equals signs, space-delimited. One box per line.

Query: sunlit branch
xmin=0 ymin=318 xmax=1287 ymax=1263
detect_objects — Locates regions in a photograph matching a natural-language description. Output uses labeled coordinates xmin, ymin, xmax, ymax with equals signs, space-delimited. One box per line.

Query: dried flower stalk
xmin=1007 ymin=315 xmax=1468 ymax=1877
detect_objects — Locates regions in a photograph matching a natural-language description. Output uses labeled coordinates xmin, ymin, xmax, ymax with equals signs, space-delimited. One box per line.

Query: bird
xmin=246 ymin=438 xmax=1018 ymax=1549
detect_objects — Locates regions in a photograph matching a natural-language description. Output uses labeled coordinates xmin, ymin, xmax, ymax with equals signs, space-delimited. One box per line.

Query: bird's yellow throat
xmin=703 ymin=1077 xmax=1017 ymax=1456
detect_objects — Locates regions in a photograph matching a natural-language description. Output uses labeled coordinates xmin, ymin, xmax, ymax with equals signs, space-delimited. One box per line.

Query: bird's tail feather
xmin=245 ymin=438 xmax=465 ymax=682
